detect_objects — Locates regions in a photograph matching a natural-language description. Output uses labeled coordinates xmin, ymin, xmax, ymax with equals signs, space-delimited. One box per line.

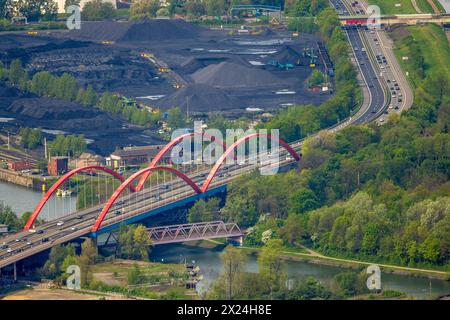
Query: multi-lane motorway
xmin=0 ymin=1 xmax=412 ymax=271
xmin=0 ymin=144 xmax=300 ymax=269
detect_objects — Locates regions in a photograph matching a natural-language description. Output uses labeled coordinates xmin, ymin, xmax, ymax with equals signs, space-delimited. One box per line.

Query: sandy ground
xmin=1 ymin=283 xmax=131 ymax=300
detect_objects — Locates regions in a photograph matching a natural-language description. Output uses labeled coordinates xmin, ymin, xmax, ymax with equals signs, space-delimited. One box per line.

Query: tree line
xmin=207 ymin=241 xmax=384 ymax=299
xmin=0 ymin=59 xmax=161 ymax=127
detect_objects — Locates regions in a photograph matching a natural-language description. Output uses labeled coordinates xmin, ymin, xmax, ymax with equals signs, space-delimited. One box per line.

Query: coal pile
xmin=180 ymin=57 xmax=228 ymax=74
xmin=191 ymin=61 xmax=285 ymax=88
xmin=265 ymin=45 xmax=302 ymax=64
xmin=155 ymin=84 xmax=234 ymax=112
xmin=69 ymin=19 xmax=204 ymax=42
xmin=6 ymin=98 xmax=120 ymax=131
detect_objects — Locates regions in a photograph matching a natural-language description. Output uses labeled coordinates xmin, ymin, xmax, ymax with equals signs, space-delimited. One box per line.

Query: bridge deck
xmin=148 ymin=221 xmax=243 ymax=245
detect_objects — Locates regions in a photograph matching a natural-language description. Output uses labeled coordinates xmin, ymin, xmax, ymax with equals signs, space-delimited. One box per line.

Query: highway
xmin=0 ymin=1 xmax=413 ymax=270
xmin=329 ymin=0 xmax=388 ymax=126
xmin=346 ymin=0 xmax=414 ymax=114
xmin=0 ymin=144 xmax=300 ymax=269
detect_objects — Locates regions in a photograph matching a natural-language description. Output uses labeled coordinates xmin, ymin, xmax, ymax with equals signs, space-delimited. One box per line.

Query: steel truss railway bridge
xmin=0 ymin=132 xmax=301 ymax=271
xmin=100 ymin=221 xmax=244 ymax=246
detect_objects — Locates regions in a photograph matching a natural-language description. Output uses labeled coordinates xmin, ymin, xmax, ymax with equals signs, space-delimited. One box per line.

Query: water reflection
xmin=0 ymin=180 xmax=77 ymax=221
xmin=150 ymin=243 xmax=450 ymax=299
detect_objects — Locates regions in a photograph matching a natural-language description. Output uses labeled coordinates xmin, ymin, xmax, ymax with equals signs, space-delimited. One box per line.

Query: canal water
xmin=0 ymin=180 xmax=76 ymax=221
xmin=1 ymin=181 xmax=448 ymax=299
xmin=150 ymin=243 xmax=450 ymax=299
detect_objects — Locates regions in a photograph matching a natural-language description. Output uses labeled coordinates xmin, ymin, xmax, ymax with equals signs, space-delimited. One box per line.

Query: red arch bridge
xmin=0 ymin=132 xmax=301 ymax=270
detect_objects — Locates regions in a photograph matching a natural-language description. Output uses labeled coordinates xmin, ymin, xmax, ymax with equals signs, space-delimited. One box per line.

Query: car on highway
xmin=70 ymin=227 xmax=77 ymax=231
xmin=160 ymin=184 xmax=169 ymax=190
xmin=0 ymin=244 xmax=8 ymax=250
xmin=37 ymin=230 xmax=44 ymax=234
xmin=42 ymin=238 xmax=49 ymax=243
xmin=76 ymin=215 xmax=83 ymax=219
xmin=56 ymin=221 xmax=64 ymax=226
xmin=7 ymin=248 xmax=13 ymax=253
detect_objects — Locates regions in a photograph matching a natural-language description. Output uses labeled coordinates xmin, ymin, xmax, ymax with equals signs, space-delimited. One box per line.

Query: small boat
xmin=61 ymin=190 xmax=72 ymax=197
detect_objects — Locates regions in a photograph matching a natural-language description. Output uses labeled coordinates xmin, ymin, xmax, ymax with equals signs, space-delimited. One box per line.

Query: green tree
xmin=331 ymin=271 xmax=358 ymax=297
xmin=156 ymin=7 xmax=170 ymax=17
xmin=10 ymin=0 xmax=57 ymax=21
xmin=133 ymin=224 xmax=152 ymax=261
xmin=280 ymin=213 xmax=305 ymax=245
xmin=8 ymin=59 xmax=24 ymax=86
xmin=307 ymin=69 xmax=325 ymax=87
xmin=167 ymin=107 xmax=185 ymax=130
xmin=188 ymin=198 xmax=220 ymax=223
xmin=82 ymin=0 xmax=115 ymax=21
xmin=130 ymin=0 xmax=160 ymax=18
xmin=258 ymin=239 xmax=286 ymax=298
xmin=287 ymin=277 xmax=332 ymax=300
xmin=117 ymin=224 xmax=152 ymax=260
xmin=217 ymin=245 xmax=246 ymax=300
xmin=289 ymin=188 xmax=320 ymax=214
xmin=41 ymin=244 xmax=77 ymax=279
xmin=0 ymin=206 xmax=21 ymax=231
xmin=185 ymin=0 xmax=205 ymax=17
xmin=204 ymin=0 xmax=225 ymax=16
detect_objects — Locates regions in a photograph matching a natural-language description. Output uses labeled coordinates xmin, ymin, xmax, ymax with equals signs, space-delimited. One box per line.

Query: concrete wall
xmin=0 ymin=169 xmax=46 ymax=190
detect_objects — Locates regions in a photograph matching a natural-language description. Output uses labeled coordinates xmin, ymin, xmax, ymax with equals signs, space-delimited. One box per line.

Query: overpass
xmin=0 ymin=0 xmax=396 ymax=273
xmin=339 ymin=13 xmax=450 ymax=26
xmin=0 ymin=133 xmax=302 ymax=270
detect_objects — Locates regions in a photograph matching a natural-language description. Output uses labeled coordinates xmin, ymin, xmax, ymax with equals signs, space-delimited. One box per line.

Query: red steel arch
xmin=24 ymin=166 xmax=134 ymax=231
xmin=200 ymin=133 xmax=300 ymax=192
xmin=135 ymin=132 xmax=226 ymax=191
xmin=92 ymin=165 xmax=201 ymax=232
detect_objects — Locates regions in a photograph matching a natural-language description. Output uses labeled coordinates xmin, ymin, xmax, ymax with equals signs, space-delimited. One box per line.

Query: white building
xmin=55 ymin=0 xmax=117 ymax=14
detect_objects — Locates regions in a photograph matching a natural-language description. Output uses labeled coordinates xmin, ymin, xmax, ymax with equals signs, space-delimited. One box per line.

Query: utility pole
xmin=186 ymin=96 xmax=189 ymax=121
xmin=7 ymin=131 xmax=10 ymax=150
xmin=44 ymin=137 xmax=48 ymax=160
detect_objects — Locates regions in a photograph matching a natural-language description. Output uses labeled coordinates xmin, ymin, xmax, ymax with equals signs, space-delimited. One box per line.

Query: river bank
xmin=0 ymin=179 xmax=76 ymax=219
xmin=194 ymin=239 xmax=449 ymax=281
xmin=0 ymin=168 xmax=47 ymax=190
xmin=163 ymin=240 xmax=450 ymax=299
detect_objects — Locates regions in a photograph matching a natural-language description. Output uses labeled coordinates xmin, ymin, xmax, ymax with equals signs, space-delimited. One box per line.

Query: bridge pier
xmin=227 ymin=236 xmax=244 ymax=247
xmin=13 ymin=262 xmax=17 ymax=281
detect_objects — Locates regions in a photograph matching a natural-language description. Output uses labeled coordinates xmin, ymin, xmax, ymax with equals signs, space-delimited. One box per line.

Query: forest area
xmin=187 ymin=5 xmax=450 ymax=271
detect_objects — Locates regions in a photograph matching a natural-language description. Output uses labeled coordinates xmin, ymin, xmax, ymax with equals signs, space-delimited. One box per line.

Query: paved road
xmin=356 ymin=0 xmax=414 ymax=113
xmin=0 ymin=144 xmax=301 ymax=269
xmin=1 ymin=0 xmax=409 ymax=270
xmin=437 ymin=0 xmax=450 ymax=13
